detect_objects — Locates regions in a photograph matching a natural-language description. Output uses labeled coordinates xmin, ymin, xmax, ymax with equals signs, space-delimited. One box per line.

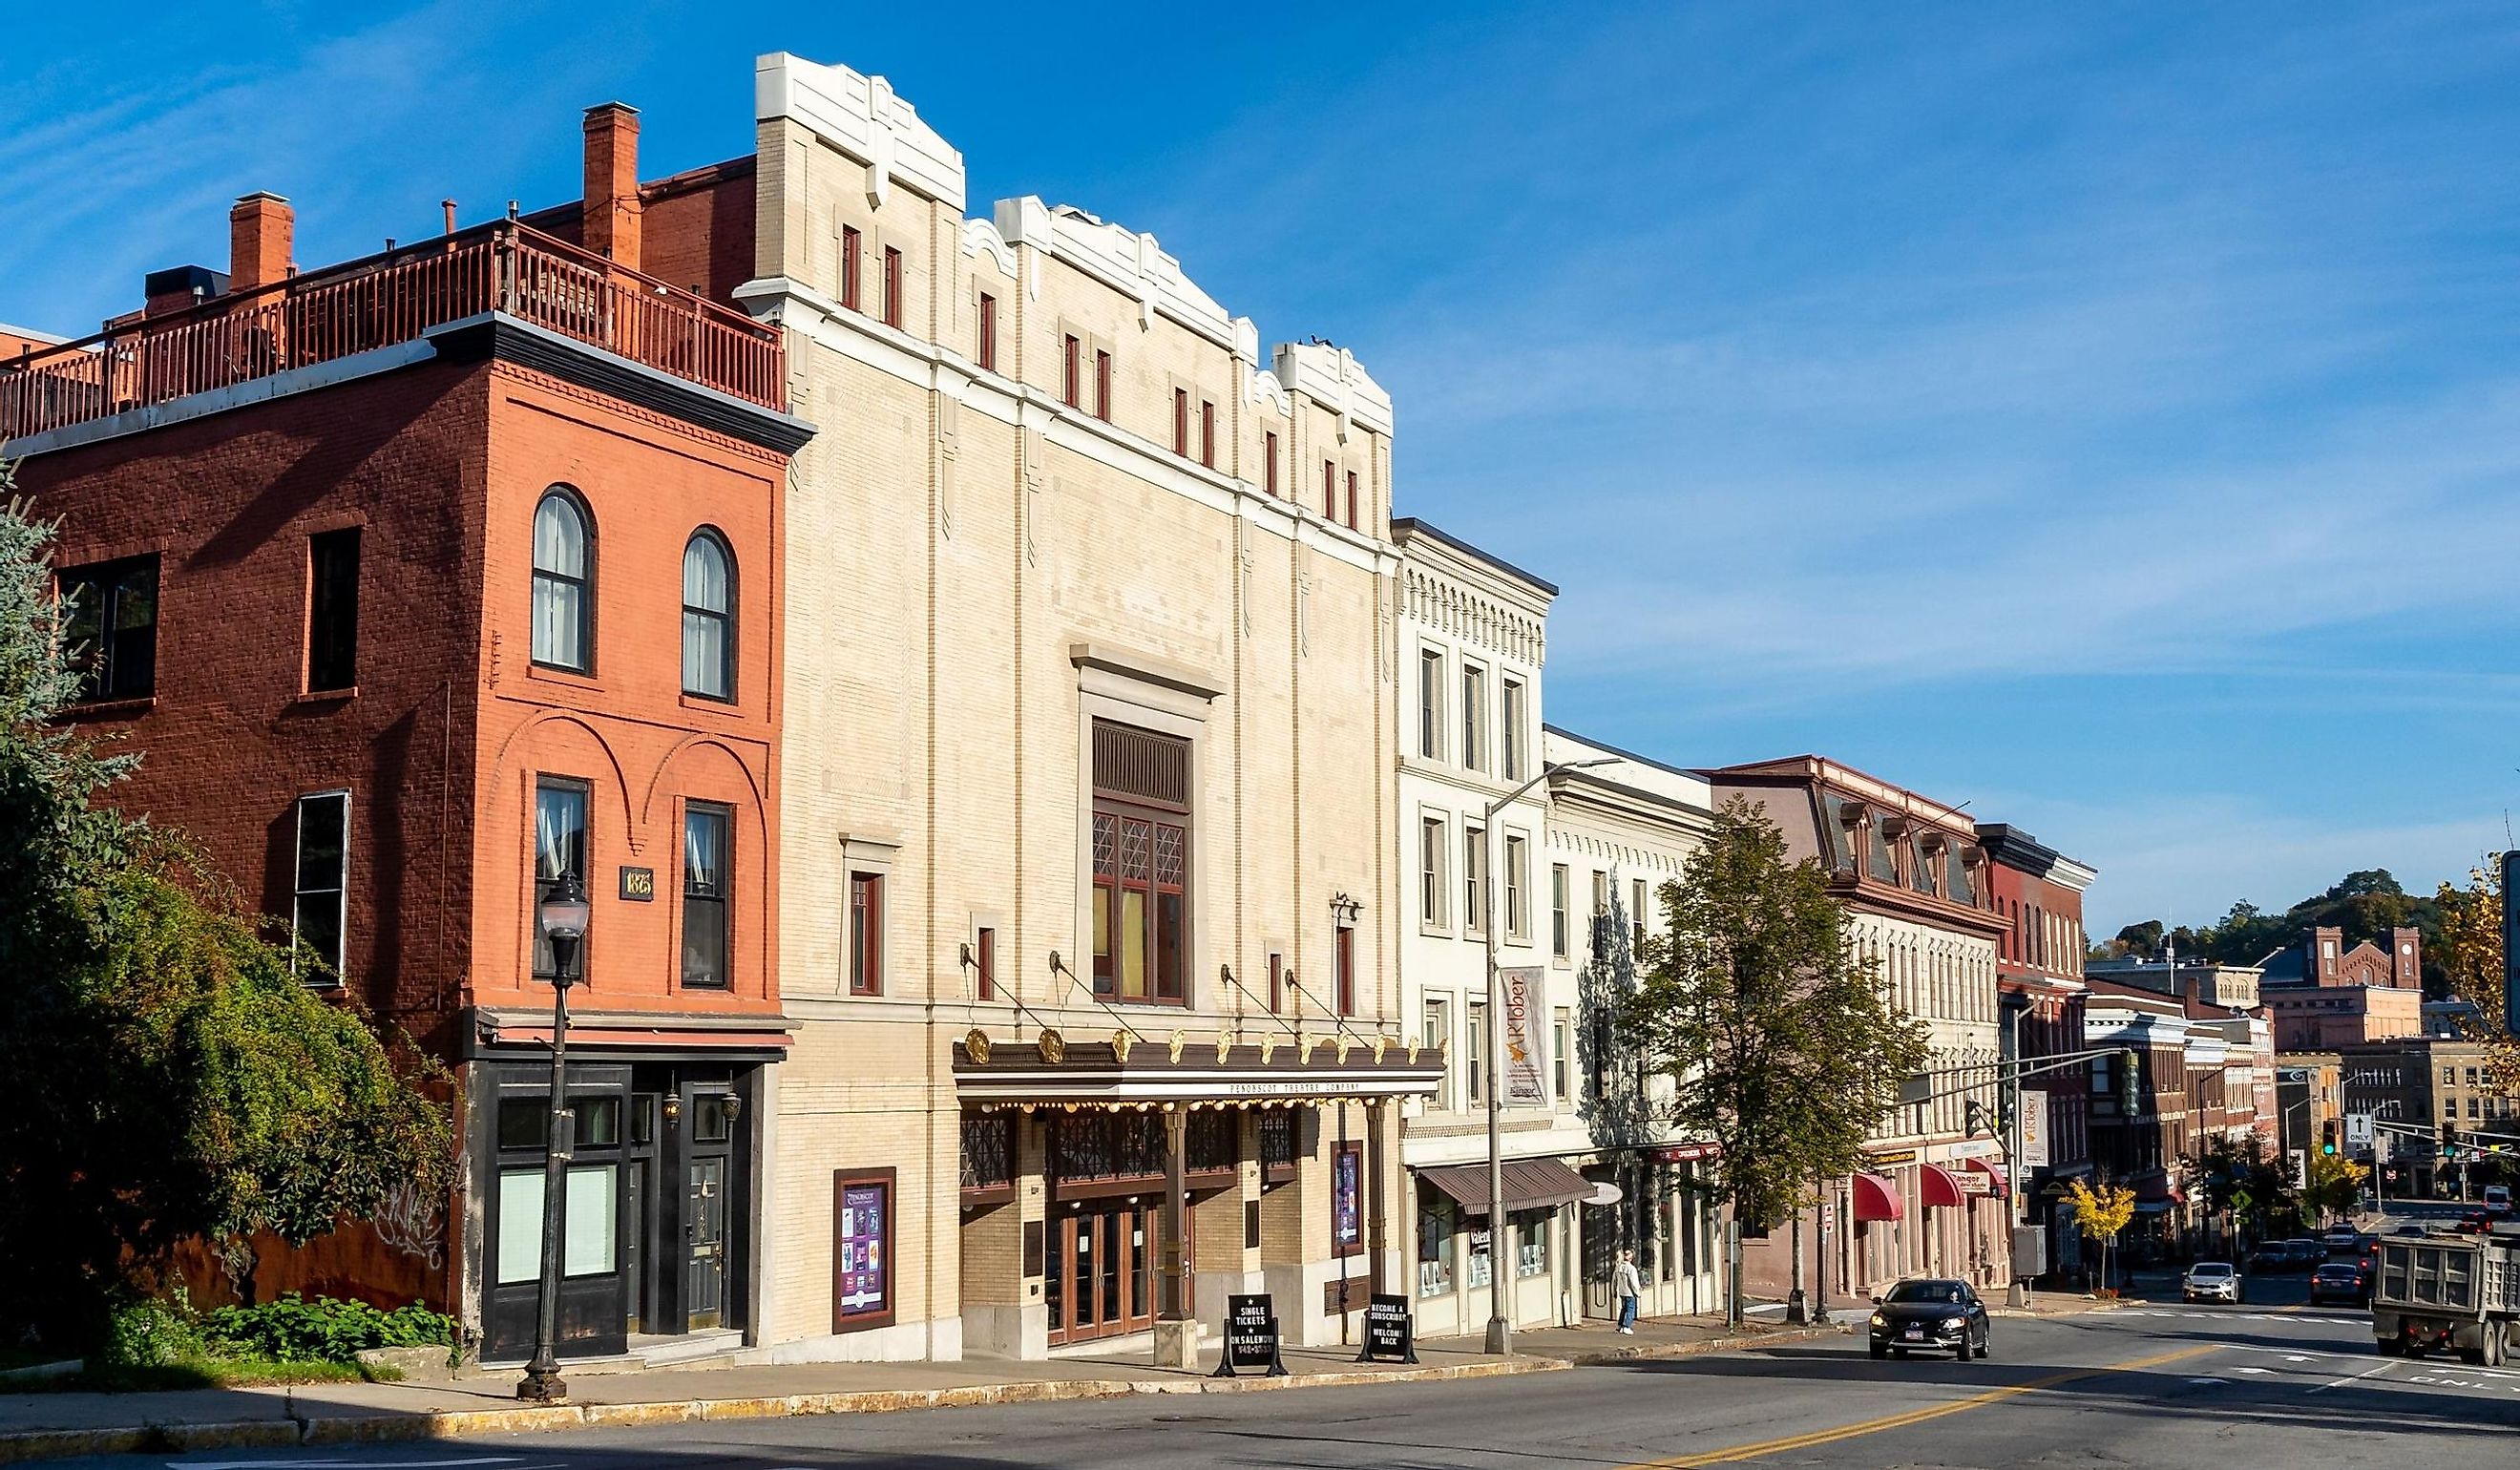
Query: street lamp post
xmin=517 ymin=868 xmax=592 ymax=1405
xmin=1483 ymin=758 xmax=1616 ymax=1356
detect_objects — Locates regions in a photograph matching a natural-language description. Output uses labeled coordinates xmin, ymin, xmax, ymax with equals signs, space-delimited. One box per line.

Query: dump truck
xmin=2370 ymin=1225 xmax=2520 ymax=1365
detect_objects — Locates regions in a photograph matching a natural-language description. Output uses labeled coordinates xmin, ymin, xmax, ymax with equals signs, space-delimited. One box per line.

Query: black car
xmin=2308 ymin=1262 xmax=2370 ymax=1306
xmin=1868 ymin=1278 xmax=1992 ymax=1361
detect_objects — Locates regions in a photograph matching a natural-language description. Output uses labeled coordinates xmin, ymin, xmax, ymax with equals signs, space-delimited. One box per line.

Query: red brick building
xmin=1973 ymin=825 xmax=2096 ymax=1284
xmin=3 ymin=105 xmax=808 ymax=1362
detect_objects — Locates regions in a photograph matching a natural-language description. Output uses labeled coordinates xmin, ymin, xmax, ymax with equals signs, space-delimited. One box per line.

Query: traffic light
xmin=2117 ymin=1049 xmax=2141 ymax=1115
xmin=2321 ymin=1120 xmax=2339 ymax=1157
xmin=2443 ymin=1122 xmax=2461 ymax=1161
xmin=1965 ymin=1100 xmax=1992 ymax=1137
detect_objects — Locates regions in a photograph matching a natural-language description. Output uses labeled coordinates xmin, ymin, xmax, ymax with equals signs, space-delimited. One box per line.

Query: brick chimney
xmin=229 ymin=192 xmax=294 ymax=291
xmin=2391 ymin=926 xmax=2421 ymax=989
xmin=582 ymin=102 xmax=642 ymax=270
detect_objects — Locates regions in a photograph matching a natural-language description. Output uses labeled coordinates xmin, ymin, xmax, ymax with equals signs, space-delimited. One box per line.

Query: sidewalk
xmin=0 ymin=1313 xmax=1824 ymax=1464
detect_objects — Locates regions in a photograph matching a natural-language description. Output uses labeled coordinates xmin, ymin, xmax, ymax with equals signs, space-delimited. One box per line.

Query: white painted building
xmin=1392 ymin=519 xmax=1595 ymax=1336
xmin=1541 ymin=727 xmax=1725 ymax=1322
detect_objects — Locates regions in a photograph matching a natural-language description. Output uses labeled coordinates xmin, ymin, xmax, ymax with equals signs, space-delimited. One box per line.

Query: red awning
xmin=2135 ymin=1173 xmax=2183 ymax=1204
xmin=1964 ymin=1156 xmax=2008 ymax=1199
xmin=1920 ymin=1164 xmax=1965 ymax=1209
xmin=1852 ymin=1171 xmax=1904 ymax=1223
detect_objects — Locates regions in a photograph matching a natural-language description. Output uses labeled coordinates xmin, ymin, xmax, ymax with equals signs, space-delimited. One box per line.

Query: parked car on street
xmin=2289 ymin=1236 xmax=2332 ymax=1260
xmin=2310 ymin=1261 xmax=2371 ymax=1306
xmin=2487 ymin=1185 xmax=2512 ymax=1216
xmin=1868 ymin=1278 xmax=1993 ymax=1361
xmin=2182 ymin=1261 xmax=2244 ymax=1304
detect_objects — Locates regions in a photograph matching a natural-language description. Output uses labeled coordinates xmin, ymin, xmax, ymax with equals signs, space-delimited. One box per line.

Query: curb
xmin=0 ymin=1334 xmax=1806 ymax=1464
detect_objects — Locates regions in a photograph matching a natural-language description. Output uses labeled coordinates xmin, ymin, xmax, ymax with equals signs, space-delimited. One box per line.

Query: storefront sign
xmin=832 ymin=1171 xmax=892 ymax=1330
xmin=1332 ymin=1144 xmax=1362 ymax=1253
xmin=1957 ymin=1169 xmax=1998 ymax=1197
xmin=1501 ymin=967 xmax=1549 ymax=1106
xmin=1211 ymin=1292 xmax=1287 ymax=1377
xmin=1358 ymin=1293 xmax=1418 ymax=1364
xmin=1867 ymin=1148 xmax=1918 ymax=1166
xmin=1654 ymin=1142 xmax=1723 ymax=1164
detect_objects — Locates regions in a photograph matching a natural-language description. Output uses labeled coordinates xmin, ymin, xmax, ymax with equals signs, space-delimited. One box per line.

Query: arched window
xmin=531 ymin=490 xmax=593 ymax=671
xmin=682 ymin=530 xmax=735 ymax=700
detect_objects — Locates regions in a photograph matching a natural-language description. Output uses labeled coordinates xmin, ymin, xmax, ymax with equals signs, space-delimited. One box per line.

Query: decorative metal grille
xmin=1260 ymin=1111 xmax=1297 ymax=1170
xmin=1093 ymin=721 xmax=1189 ymax=808
xmin=960 ymin=1112 xmax=1014 ymax=1191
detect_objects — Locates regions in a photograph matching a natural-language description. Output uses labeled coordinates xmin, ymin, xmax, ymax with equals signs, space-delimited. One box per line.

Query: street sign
xmin=2289 ymin=1149 xmax=2307 ymax=1189
xmin=2345 ymin=1113 xmax=2374 ymax=1147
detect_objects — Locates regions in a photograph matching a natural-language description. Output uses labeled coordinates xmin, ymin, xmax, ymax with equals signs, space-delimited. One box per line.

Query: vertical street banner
xmin=2501 ymin=850 xmax=2519 ymax=1040
xmin=1501 ymin=966 xmax=1549 ymax=1106
xmin=2017 ymin=1090 xmax=2048 ymax=1168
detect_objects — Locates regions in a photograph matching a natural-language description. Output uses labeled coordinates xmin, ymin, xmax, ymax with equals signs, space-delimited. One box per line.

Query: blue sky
xmin=7 ymin=1 xmax=2515 ymax=935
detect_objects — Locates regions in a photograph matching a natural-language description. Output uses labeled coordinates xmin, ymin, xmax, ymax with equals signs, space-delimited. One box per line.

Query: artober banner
xmin=1501 ymin=966 xmax=1550 ymax=1106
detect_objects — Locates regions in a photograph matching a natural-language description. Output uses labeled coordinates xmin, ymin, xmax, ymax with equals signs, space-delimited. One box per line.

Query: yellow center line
xmin=1622 ymin=1344 xmax=2216 ymax=1469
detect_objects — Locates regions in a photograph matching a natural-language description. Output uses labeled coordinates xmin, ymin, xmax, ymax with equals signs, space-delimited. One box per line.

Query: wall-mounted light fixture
xmin=1331 ymin=892 xmax=1364 ymax=927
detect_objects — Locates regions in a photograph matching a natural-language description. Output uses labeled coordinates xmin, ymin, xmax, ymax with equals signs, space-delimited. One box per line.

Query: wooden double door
xmin=1044 ymin=1196 xmax=1192 ymax=1346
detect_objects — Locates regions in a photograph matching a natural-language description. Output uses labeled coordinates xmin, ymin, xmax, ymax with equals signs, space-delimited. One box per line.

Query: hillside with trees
xmin=2100 ymin=870 xmax=2447 ymax=993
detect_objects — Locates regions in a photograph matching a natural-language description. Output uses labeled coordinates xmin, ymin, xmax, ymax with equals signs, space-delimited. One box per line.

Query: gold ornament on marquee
xmin=1215 ymin=1030 xmax=1234 ymax=1064
xmin=1334 ymin=1035 xmax=1354 ymax=1063
xmin=1405 ymin=1037 xmax=1421 ymax=1063
xmin=1257 ymin=1034 xmax=1279 ymax=1065
xmin=1038 ymin=1029 xmax=1066 ymax=1064
xmin=1168 ymin=1029 xmax=1187 ymax=1063
xmin=1112 ymin=1030 xmax=1133 ymax=1062
xmin=1372 ymin=1036 xmax=1390 ymax=1063
xmin=964 ymin=1028 xmax=992 ymax=1063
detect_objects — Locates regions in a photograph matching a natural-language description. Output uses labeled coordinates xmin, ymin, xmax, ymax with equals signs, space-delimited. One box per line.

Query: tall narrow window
xmin=1504 ymin=834 xmax=1529 ymax=939
xmin=1550 ymin=863 xmax=1571 ymax=958
xmin=681 ymin=531 xmax=735 ymax=701
xmin=840 ymin=225 xmax=863 ymax=311
xmin=1467 ymin=1001 xmax=1487 ymax=1103
xmin=1264 ymin=431 xmax=1280 ymax=496
xmin=682 ymin=803 xmax=730 ymax=988
xmin=881 ymin=246 xmax=903 ymax=327
xmin=533 ymin=779 xmax=590 ymax=976
xmin=976 ymin=292 xmax=998 ymax=371
xmin=306 ymin=529 xmax=359 ymax=692
xmin=1423 ymin=997 xmax=1451 ymax=1108
xmin=849 ymin=872 xmax=884 ymax=996
xmin=1552 ymin=1008 xmax=1572 ymax=1102
xmin=1173 ymin=388 xmax=1190 ymax=455
xmin=1095 ymin=349 xmax=1113 ymax=420
xmin=974 ymin=926 xmax=998 ymax=1001
xmin=1418 ymin=648 xmax=1444 ymax=759
xmin=1345 ymin=470 xmax=1358 ymax=530
xmin=1591 ymin=872 xmax=1612 ymax=963
xmin=1200 ymin=400 xmax=1217 ymax=469
xmin=1460 ymin=664 xmax=1487 ymax=772
xmin=1632 ymin=878 xmax=1649 ymax=956
xmin=1335 ymin=925 xmax=1355 ymax=1016
xmin=56 ymin=555 xmax=158 ymax=702
xmin=1062 ymin=335 xmax=1082 ymax=407
xmin=292 ymin=790 xmax=349 ymax=982
xmin=1500 ymin=678 xmax=1525 ymax=781
xmin=1463 ymin=826 xmax=1487 ymax=935
xmin=1269 ymin=951 xmax=1285 ymax=1013
xmin=1420 ymin=815 xmax=1447 ymax=928
xmin=1322 ymin=459 xmax=1336 ymax=516
xmin=531 ymin=490 xmax=593 ymax=672
xmin=1089 ymin=720 xmax=1191 ymax=1004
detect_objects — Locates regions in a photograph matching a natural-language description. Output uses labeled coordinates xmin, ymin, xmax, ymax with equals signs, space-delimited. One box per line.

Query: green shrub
xmin=97 ymin=1293 xmax=204 ymax=1370
xmin=200 ymin=1294 xmax=455 ymax=1364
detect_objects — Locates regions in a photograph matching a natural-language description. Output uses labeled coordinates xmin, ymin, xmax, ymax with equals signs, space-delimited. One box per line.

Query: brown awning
xmin=1419 ymin=1159 xmax=1594 ymax=1216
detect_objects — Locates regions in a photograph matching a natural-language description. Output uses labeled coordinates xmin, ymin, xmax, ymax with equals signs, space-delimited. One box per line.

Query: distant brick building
xmin=1975 ymin=824 xmax=2095 ymax=1283
xmin=2264 ymin=926 xmax=2425 ymax=1050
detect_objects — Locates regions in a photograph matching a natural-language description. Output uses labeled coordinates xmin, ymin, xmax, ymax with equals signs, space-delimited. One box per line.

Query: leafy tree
xmin=2064 ymin=1179 xmax=2135 ymax=1293
xmin=2434 ymin=863 xmax=2518 ymax=1094
xmin=2194 ymin=1135 xmax=2291 ymax=1243
xmin=1625 ymin=795 xmax=1928 ymax=1325
xmin=0 ymin=475 xmax=452 ymax=1349
xmin=2303 ymin=1153 xmax=2369 ymax=1223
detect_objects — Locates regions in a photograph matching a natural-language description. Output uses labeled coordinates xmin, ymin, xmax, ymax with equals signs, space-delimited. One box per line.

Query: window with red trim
xmin=850 ymin=872 xmax=884 ymax=995
xmin=1200 ymin=401 xmax=1216 ymax=469
xmin=1322 ymin=460 xmax=1336 ymax=516
xmin=1089 ymin=721 xmax=1190 ymax=1005
xmin=1173 ymin=388 xmax=1190 ymax=455
xmin=841 ymin=226 xmax=862 ymax=311
xmin=1264 ymin=432 xmax=1279 ymax=496
xmin=1095 ymin=350 xmax=1113 ymax=420
xmin=1062 ymin=336 xmax=1082 ymax=408
xmin=1345 ymin=470 xmax=1358 ymax=530
xmin=881 ymin=247 xmax=903 ymax=327
xmin=977 ymin=293 xmax=998 ymax=371
xmin=1335 ymin=925 xmax=1355 ymax=1017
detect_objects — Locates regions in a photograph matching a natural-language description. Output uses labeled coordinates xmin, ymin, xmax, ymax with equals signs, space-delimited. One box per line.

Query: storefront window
xmin=1517 ymin=1210 xmax=1550 ymax=1278
xmin=495 ymin=1164 xmax=619 ymax=1283
xmin=1418 ymin=1184 xmax=1456 ymax=1298
xmin=1467 ymin=1224 xmax=1494 ymax=1289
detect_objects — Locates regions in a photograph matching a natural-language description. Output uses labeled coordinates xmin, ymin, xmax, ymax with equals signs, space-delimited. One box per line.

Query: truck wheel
xmin=2458 ymin=1347 xmax=2487 ymax=1366
xmin=2488 ymin=1324 xmax=2510 ymax=1369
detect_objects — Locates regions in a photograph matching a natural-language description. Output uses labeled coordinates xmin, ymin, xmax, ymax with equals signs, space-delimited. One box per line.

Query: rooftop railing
xmin=2 ymin=222 xmax=784 ymax=442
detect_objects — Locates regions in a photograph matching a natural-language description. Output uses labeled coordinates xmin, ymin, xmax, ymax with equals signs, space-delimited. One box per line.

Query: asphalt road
xmin=64 ymin=1272 xmax=2520 ymax=1470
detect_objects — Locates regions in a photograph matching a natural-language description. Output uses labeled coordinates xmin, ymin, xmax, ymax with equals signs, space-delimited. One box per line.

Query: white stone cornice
xmin=757 ymin=52 xmax=966 ymax=210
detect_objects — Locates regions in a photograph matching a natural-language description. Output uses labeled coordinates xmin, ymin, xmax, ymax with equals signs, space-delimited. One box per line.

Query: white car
xmin=2182 ymin=1261 xmax=2243 ymax=1303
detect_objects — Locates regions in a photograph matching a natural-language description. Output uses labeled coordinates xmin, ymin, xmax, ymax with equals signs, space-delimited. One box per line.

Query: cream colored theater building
xmin=740 ymin=54 xmax=1432 ymax=1363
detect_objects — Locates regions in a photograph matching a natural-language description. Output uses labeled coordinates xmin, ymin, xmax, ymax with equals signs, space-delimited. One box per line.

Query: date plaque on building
xmin=619 ymin=866 xmax=656 ymax=901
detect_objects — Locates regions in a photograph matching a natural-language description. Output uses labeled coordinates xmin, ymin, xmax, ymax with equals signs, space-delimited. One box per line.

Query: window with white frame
xmin=1501 ymin=677 xmax=1525 ymax=781
xmin=1460 ymin=663 xmax=1487 ymax=772
xmin=1550 ymin=863 xmax=1570 ymax=958
xmin=1463 ymin=826 xmax=1488 ymax=935
xmin=1418 ymin=647 xmax=1444 ymax=760
xmin=292 ymin=790 xmax=349 ymax=982
xmin=1503 ymin=833 xmax=1530 ymax=940
xmin=1423 ymin=996 xmax=1452 ymax=1109
xmin=1420 ymin=814 xmax=1449 ymax=929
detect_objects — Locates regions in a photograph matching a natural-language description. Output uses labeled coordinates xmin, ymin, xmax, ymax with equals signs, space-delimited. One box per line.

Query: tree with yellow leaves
xmin=2304 ymin=1152 xmax=2370 ymax=1223
xmin=2065 ymin=1179 xmax=2137 ymax=1295
xmin=2435 ymin=863 xmax=2519 ymax=1096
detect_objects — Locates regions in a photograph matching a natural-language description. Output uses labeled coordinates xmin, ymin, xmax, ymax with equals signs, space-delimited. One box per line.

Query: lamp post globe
xmin=518 ymin=866 xmax=590 ymax=1404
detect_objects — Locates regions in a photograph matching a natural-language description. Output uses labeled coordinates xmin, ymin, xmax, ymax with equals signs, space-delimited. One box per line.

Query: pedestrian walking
xmin=1613 ymin=1248 xmax=1644 ymax=1334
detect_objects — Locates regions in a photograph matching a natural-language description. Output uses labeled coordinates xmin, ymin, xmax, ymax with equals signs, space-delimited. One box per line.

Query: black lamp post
xmin=517 ymin=867 xmax=591 ymax=1404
